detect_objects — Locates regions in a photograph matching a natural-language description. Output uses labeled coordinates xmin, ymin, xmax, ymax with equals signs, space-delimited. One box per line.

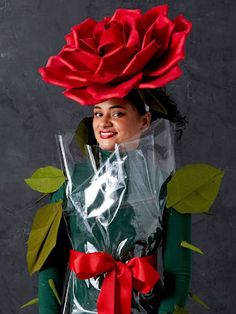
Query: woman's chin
xmin=98 ymin=141 xmax=116 ymax=151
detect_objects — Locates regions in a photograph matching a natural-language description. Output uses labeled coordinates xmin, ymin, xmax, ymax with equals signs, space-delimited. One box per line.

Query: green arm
xmin=158 ymin=207 xmax=191 ymax=314
xmin=38 ymin=184 xmax=69 ymax=314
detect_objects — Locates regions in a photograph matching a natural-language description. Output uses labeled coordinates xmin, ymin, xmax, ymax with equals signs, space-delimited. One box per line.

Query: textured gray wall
xmin=0 ymin=0 xmax=235 ymax=313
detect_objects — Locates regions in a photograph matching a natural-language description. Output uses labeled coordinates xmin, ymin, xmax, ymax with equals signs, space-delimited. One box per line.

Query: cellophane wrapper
xmin=56 ymin=118 xmax=175 ymax=314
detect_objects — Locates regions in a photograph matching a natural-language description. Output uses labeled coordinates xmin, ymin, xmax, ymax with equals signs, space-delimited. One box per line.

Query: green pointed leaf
xmin=166 ymin=163 xmax=224 ymax=214
xmin=48 ymin=279 xmax=61 ymax=305
xmin=75 ymin=117 xmax=97 ymax=155
xmin=27 ymin=201 xmax=62 ymax=275
xmin=20 ymin=297 xmax=38 ymax=309
xmin=173 ymin=304 xmax=189 ymax=314
xmin=189 ymin=291 xmax=209 ymax=309
xmin=180 ymin=241 xmax=204 ymax=254
xmin=25 ymin=166 xmax=66 ymax=193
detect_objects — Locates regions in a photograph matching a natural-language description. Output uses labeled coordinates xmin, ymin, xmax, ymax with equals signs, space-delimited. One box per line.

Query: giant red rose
xmin=39 ymin=5 xmax=192 ymax=105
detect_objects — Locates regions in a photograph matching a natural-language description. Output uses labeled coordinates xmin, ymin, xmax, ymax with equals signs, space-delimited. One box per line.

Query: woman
xmin=37 ymin=88 xmax=191 ymax=314
xmin=34 ymin=5 xmax=193 ymax=313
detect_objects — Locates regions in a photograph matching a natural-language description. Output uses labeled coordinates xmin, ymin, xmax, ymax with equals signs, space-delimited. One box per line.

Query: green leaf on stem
xmin=180 ymin=241 xmax=204 ymax=254
xmin=189 ymin=291 xmax=209 ymax=309
xmin=27 ymin=201 xmax=62 ymax=275
xmin=20 ymin=298 xmax=38 ymax=309
xmin=48 ymin=279 xmax=61 ymax=305
xmin=166 ymin=163 xmax=224 ymax=214
xmin=25 ymin=166 xmax=66 ymax=193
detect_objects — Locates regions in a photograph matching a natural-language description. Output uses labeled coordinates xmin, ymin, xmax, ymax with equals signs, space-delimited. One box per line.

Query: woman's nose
xmin=99 ymin=115 xmax=112 ymax=127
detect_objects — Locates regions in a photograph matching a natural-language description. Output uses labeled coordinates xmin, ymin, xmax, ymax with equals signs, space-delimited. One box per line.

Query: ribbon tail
xmin=97 ymin=269 xmax=116 ymax=314
xmin=117 ymin=265 xmax=132 ymax=314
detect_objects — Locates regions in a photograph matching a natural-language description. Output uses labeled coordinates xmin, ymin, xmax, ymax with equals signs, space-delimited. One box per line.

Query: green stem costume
xmin=38 ymin=145 xmax=191 ymax=314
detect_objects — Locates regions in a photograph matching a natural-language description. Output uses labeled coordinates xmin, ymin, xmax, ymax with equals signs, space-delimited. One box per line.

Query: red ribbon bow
xmin=69 ymin=250 xmax=160 ymax=314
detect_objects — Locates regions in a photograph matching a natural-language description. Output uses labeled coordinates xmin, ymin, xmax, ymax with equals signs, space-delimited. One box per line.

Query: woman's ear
xmin=141 ymin=112 xmax=151 ymax=131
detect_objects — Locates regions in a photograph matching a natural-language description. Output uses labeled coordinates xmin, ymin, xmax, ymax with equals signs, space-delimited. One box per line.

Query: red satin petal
xmin=142 ymin=15 xmax=175 ymax=55
xmin=88 ymin=72 xmax=142 ymax=99
xmin=38 ymin=66 xmax=79 ymax=88
xmin=64 ymin=87 xmax=98 ymax=105
xmin=45 ymin=55 xmax=63 ymax=67
xmin=93 ymin=19 xmax=110 ymax=46
xmin=121 ymin=40 xmax=159 ymax=77
xmin=58 ymin=50 xmax=100 ymax=72
xmin=142 ymin=4 xmax=169 ymax=29
xmin=64 ymin=32 xmax=75 ymax=47
xmin=139 ymin=65 xmax=183 ymax=88
xmin=96 ymin=45 xmax=132 ymax=75
xmin=67 ymin=71 xmax=118 ymax=85
xmin=79 ymin=38 xmax=97 ymax=54
xmin=144 ymin=32 xmax=187 ymax=77
xmin=71 ymin=18 xmax=97 ymax=49
xmin=122 ymin=15 xmax=140 ymax=49
xmin=110 ymin=8 xmax=142 ymax=22
xmin=98 ymin=22 xmax=124 ymax=53
xmin=65 ymin=73 xmax=141 ymax=105
xmin=173 ymin=14 xmax=192 ymax=35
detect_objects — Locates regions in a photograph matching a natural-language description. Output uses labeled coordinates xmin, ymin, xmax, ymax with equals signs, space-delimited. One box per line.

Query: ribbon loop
xmin=69 ymin=250 xmax=160 ymax=314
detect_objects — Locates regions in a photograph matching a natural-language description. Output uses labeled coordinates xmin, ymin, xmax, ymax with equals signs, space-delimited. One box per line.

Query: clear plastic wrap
xmin=57 ymin=118 xmax=175 ymax=314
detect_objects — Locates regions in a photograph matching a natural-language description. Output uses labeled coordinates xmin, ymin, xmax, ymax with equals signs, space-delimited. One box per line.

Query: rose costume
xmin=24 ymin=4 xmax=224 ymax=314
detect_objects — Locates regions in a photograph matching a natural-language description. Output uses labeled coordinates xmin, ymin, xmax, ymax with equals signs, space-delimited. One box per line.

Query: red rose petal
xmin=121 ymin=40 xmax=159 ymax=77
xmin=142 ymin=15 xmax=174 ymax=55
xmin=110 ymin=8 xmax=142 ymax=22
xmin=142 ymin=5 xmax=169 ymax=29
xmin=45 ymin=56 xmax=64 ymax=68
xmin=96 ymin=45 xmax=132 ymax=75
xmin=64 ymin=87 xmax=98 ymax=105
xmin=38 ymin=66 xmax=80 ymax=88
xmin=144 ymin=32 xmax=187 ymax=77
xmin=122 ymin=15 xmax=140 ymax=49
xmin=139 ymin=65 xmax=182 ymax=88
xmin=93 ymin=18 xmax=110 ymax=46
xmin=65 ymin=33 xmax=75 ymax=47
xmin=67 ymin=71 xmax=118 ymax=85
xmin=58 ymin=50 xmax=100 ymax=72
xmin=72 ymin=18 xmax=97 ymax=49
xmin=98 ymin=22 xmax=124 ymax=54
xmin=173 ymin=15 xmax=192 ymax=35
xmin=79 ymin=38 xmax=97 ymax=54
xmin=88 ymin=72 xmax=143 ymax=100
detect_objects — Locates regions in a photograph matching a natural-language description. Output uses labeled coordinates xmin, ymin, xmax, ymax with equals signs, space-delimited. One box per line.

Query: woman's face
xmin=92 ymin=98 xmax=151 ymax=151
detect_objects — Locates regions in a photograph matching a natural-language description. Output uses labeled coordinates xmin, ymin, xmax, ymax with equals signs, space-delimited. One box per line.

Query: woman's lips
xmin=99 ymin=131 xmax=117 ymax=139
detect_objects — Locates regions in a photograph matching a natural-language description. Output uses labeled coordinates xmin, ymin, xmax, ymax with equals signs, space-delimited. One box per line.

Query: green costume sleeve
xmin=158 ymin=207 xmax=191 ymax=314
xmin=38 ymin=184 xmax=69 ymax=314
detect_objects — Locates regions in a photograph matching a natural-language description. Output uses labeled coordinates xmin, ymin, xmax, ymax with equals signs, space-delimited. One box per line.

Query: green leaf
xmin=189 ymin=291 xmax=209 ymax=309
xmin=25 ymin=166 xmax=66 ymax=193
xmin=48 ymin=279 xmax=61 ymax=305
xmin=180 ymin=241 xmax=204 ymax=254
xmin=20 ymin=298 xmax=38 ymax=309
xmin=173 ymin=304 xmax=189 ymax=314
xmin=75 ymin=117 xmax=97 ymax=154
xmin=27 ymin=201 xmax=62 ymax=275
xmin=166 ymin=163 xmax=224 ymax=214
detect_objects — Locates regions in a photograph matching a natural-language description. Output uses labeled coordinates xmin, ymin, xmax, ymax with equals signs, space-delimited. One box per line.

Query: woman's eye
xmin=94 ymin=112 xmax=102 ymax=117
xmin=113 ymin=112 xmax=124 ymax=117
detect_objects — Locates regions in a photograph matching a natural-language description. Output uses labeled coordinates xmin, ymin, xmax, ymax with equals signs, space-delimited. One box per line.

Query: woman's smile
xmin=99 ymin=130 xmax=118 ymax=139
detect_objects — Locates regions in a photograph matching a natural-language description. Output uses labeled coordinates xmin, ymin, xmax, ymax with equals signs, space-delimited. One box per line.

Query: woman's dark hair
xmin=125 ymin=88 xmax=188 ymax=140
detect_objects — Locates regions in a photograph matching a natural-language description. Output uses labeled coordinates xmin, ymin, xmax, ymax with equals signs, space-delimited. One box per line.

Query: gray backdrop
xmin=0 ymin=0 xmax=235 ymax=313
